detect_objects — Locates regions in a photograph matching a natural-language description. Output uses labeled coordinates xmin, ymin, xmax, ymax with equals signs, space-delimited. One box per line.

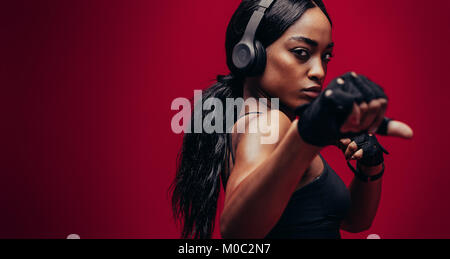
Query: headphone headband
xmin=241 ymin=0 xmax=275 ymax=43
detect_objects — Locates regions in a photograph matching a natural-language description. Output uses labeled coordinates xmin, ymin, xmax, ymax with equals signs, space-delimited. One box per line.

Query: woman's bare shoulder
xmin=231 ymin=109 xmax=293 ymax=166
xmin=226 ymin=109 xmax=294 ymax=197
xmin=232 ymin=109 xmax=292 ymax=140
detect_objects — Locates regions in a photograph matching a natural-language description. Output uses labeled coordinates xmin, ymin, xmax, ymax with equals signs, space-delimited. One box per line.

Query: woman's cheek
xmin=263 ymin=54 xmax=295 ymax=89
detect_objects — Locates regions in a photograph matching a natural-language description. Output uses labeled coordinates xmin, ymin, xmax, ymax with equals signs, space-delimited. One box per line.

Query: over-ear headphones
xmin=232 ymin=0 xmax=275 ymax=77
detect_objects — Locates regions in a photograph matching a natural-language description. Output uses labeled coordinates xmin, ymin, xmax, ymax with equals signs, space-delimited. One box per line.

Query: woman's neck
xmin=243 ymin=78 xmax=296 ymax=121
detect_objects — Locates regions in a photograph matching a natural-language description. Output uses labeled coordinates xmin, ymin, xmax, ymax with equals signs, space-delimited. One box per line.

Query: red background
xmin=1 ymin=0 xmax=449 ymax=239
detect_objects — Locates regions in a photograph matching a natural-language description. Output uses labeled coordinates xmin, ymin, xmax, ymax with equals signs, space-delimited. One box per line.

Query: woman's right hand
xmin=295 ymin=72 xmax=393 ymax=147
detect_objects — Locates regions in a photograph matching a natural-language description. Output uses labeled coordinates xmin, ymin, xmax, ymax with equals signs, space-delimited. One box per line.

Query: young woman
xmin=170 ymin=0 xmax=413 ymax=239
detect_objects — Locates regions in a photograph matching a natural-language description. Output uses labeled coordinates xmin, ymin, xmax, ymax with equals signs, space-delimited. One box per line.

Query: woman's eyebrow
xmin=289 ymin=36 xmax=334 ymax=49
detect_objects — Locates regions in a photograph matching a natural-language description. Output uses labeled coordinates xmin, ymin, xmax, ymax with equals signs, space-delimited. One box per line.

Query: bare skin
xmin=220 ymin=6 xmax=413 ymax=238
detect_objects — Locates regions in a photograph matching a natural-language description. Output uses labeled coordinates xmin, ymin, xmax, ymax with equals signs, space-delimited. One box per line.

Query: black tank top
xmin=228 ymin=112 xmax=352 ymax=239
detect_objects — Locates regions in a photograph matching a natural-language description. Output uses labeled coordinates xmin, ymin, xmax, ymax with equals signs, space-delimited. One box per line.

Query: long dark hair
xmin=169 ymin=0 xmax=332 ymax=239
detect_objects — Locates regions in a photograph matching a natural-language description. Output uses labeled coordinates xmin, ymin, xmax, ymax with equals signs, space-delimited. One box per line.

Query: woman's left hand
xmin=337 ymin=133 xmax=388 ymax=165
xmin=337 ymin=137 xmax=362 ymax=161
xmin=337 ymin=117 xmax=414 ymax=162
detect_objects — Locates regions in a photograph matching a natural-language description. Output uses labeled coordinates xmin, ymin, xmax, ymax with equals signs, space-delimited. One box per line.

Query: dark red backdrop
xmin=1 ymin=0 xmax=449 ymax=239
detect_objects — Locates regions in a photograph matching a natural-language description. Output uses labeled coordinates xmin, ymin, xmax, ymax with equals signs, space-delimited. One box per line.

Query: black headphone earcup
xmin=231 ymin=41 xmax=255 ymax=76
xmin=249 ymin=40 xmax=266 ymax=76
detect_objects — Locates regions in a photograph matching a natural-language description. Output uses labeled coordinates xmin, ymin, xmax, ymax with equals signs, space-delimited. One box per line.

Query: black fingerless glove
xmin=347 ymin=133 xmax=389 ymax=182
xmin=295 ymin=86 xmax=355 ymax=147
xmin=295 ymin=72 xmax=388 ymax=147
xmin=350 ymin=133 xmax=389 ymax=166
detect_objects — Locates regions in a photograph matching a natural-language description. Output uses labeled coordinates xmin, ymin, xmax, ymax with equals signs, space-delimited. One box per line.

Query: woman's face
xmin=258 ymin=6 xmax=334 ymax=110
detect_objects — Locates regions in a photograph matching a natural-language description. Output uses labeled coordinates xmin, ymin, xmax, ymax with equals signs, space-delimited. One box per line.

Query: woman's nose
xmin=307 ymin=59 xmax=326 ymax=83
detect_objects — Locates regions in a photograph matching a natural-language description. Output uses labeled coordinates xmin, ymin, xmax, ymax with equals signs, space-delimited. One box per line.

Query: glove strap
xmin=376 ymin=117 xmax=392 ymax=136
xmin=347 ymin=161 xmax=385 ymax=182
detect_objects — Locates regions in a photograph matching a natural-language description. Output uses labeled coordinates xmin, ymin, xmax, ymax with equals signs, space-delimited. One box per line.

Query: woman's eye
xmin=323 ymin=53 xmax=334 ymax=62
xmin=291 ymin=48 xmax=310 ymax=61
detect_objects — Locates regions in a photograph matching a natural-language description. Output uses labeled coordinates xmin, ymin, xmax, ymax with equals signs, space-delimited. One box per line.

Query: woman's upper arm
xmin=224 ymin=110 xmax=293 ymax=203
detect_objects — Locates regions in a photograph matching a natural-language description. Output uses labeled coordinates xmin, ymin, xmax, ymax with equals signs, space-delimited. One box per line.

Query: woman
xmin=170 ymin=0 xmax=413 ymax=239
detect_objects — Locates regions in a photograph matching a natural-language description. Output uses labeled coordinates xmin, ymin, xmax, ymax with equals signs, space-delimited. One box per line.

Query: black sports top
xmin=228 ymin=112 xmax=352 ymax=239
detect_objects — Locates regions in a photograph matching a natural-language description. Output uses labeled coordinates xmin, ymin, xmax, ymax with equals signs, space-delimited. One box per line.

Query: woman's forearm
xmin=341 ymin=163 xmax=383 ymax=233
xmin=220 ymin=120 xmax=322 ymax=239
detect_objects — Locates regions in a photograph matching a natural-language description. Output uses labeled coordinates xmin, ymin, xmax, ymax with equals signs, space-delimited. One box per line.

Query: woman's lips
xmin=302 ymin=89 xmax=321 ymax=99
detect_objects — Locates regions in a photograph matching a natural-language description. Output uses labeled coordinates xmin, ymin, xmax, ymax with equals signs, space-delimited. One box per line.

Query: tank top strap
xmin=227 ymin=133 xmax=235 ymax=165
xmin=238 ymin=111 xmax=263 ymax=120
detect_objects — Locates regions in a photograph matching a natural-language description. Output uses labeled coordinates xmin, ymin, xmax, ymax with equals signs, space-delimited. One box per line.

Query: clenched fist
xmin=296 ymin=72 xmax=413 ymax=147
